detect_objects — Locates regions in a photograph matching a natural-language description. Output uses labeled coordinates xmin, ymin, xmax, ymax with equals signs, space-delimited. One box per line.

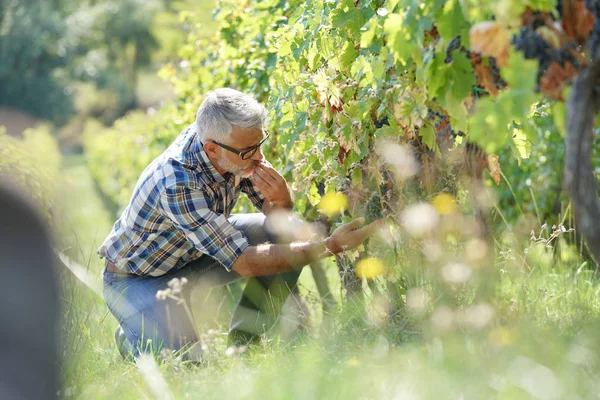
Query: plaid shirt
xmin=98 ymin=124 xmax=268 ymax=276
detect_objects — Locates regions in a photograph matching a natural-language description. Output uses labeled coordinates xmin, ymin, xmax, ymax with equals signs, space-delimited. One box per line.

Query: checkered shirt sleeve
xmin=158 ymin=185 xmax=249 ymax=271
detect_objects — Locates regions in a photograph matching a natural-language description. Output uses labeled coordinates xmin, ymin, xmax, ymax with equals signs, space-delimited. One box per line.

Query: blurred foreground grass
xmin=56 ymin=156 xmax=600 ymax=399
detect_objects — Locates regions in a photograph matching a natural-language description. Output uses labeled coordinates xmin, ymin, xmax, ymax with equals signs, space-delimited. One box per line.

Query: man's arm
xmin=231 ymin=217 xmax=380 ymax=277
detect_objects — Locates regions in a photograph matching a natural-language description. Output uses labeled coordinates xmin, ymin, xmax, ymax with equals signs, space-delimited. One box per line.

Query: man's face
xmin=215 ymin=125 xmax=265 ymax=178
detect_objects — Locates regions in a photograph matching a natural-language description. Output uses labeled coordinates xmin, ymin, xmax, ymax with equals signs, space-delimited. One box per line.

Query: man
xmin=98 ymin=88 xmax=378 ymax=359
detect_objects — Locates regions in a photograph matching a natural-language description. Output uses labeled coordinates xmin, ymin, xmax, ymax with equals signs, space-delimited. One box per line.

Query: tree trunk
xmin=564 ymin=60 xmax=600 ymax=266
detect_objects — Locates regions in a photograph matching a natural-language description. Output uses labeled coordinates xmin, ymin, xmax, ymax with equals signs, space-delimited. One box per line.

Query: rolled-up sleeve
xmin=158 ymin=186 xmax=249 ymax=271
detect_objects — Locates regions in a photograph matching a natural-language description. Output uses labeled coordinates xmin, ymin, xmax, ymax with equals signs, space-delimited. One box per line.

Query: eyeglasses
xmin=211 ymin=130 xmax=270 ymax=160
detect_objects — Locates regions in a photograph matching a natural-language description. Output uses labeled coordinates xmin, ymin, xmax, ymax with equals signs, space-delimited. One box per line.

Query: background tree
xmin=0 ymin=0 xmax=74 ymax=124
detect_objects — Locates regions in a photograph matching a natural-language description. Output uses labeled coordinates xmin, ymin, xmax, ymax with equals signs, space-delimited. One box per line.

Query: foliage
xmin=83 ymin=108 xmax=188 ymax=210
xmin=0 ymin=0 xmax=74 ymax=124
xmin=157 ymin=0 xmax=572 ymax=223
xmin=0 ymin=125 xmax=61 ymax=223
xmin=0 ymin=0 xmax=171 ymax=125
xmin=60 ymin=158 xmax=600 ymax=399
xmin=84 ymin=0 xmax=600 ymax=302
xmin=152 ymin=0 xmax=219 ymax=62
xmin=495 ymin=106 xmax=568 ymax=226
xmin=66 ymin=0 xmax=161 ymax=113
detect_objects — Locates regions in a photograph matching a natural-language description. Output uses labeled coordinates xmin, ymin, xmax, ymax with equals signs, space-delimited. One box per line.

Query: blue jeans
xmin=103 ymin=213 xmax=302 ymax=358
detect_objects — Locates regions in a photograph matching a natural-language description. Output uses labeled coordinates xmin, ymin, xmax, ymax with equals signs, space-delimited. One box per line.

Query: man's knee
xmin=229 ymin=213 xmax=270 ymax=245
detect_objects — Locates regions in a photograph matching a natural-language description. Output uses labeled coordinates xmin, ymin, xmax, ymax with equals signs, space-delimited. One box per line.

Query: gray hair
xmin=195 ymin=88 xmax=268 ymax=142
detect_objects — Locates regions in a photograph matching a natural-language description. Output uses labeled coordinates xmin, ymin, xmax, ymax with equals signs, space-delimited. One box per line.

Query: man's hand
xmin=252 ymin=162 xmax=293 ymax=209
xmin=324 ymin=217 xmax=383 ymax=254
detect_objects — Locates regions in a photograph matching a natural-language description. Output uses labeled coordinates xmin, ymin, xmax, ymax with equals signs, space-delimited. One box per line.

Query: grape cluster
xmin=427 ymin=109 xmax=464 ymax=140
xmin=428 ymin=109 xmax=445 ymax=125
xmin=374 ymin=115 xmax=389 ymax=129
xmin=488 ymin=57 xmax=506 ymax=88
xmin=445 ymin=36 xmax=464 ymax=64
xmin=513 ymin=27 xmax=581 ymax=85
xmin=585 ymin=0 xmax=600 ymax=59
xmin=513 ymin=28 xmax=552 ymax=60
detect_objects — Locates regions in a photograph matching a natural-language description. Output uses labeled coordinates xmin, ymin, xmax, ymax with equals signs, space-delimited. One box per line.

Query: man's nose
xmin=251 ymin=148 xmax=264 ymax=161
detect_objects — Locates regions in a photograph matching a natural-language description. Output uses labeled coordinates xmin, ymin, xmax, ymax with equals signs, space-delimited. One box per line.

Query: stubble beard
xmin=217 ymin=156 xmax=255 ymax=178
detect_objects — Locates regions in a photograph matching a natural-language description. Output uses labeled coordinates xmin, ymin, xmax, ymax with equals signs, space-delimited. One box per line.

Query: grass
xmin=55 ymin=155 xmax=600 ymax=399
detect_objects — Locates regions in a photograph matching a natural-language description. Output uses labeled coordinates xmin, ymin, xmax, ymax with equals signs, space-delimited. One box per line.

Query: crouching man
xmin=98 ymin=88 xmax=378 ymax=359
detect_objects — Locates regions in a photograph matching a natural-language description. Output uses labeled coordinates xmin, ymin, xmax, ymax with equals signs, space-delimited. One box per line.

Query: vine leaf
xmin=561 ymin=0 xmax=595 ymax=45
xmin=314 ymin=69 xmax=344 ymax=111
xmin=487 ymin=154 xmax=501 ymax=185
xmin=467 ymin=50 xmax=539 ymax=154
xmin=384 ymin=13 xmax=412 ymax=65
xmin=420 ymin=124 xmax=437 ymax=152
xmin=540 ymin=61 xmax=578 ymax=100
xmin=436 ymin=0 xmax=467 ymax=41
xmin=469 ymin=21 xmax=510 ymax=66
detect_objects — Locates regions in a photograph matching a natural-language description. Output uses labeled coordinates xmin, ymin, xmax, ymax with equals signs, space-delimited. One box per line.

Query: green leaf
xmin=340 ymin=42 xmax=359 ymax=70
xmin=512 ymin=127 xmax=532 ymax=160
xmin=307 ymin=182 xmax=320 ymax=206
xmin=527 ymin=0 xmax=558 ymax=11
xmin=426 ymin=53 xmax=448 ymax=98
xmin=360 ymin=18 xmax=378 ymax=48
xmin=331 ymin=1 xmax=363 ymax=32
xmin=501 ymin=48 xmax=538 ymax=93
xmin=436 ymin=0 xmax=465 ymax=41
xmin=445 ymin=91 xmax=468 ymax=133
xmin=420 ymin=124 xmax=437 ymax=151
xmin=278 ymin=38 xmax=292 ymax=57
xmin=384 ymin=13 xmax=412 ymax=65
xmin=449 ymin=52 xmax=475 ymax=100
xmin=426 ymin=51 xmax=474 ymax=104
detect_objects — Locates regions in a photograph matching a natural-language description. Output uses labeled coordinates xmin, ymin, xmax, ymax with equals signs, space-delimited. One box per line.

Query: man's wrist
xmin=324 ymin=237 xmax=341 ymax=254
xmin=271 ymin=198 xmax=293 ymax=209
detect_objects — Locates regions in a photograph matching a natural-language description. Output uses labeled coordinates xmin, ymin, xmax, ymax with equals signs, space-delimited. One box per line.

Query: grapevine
xmin=84 ymin=0 xmax=600 ymax=299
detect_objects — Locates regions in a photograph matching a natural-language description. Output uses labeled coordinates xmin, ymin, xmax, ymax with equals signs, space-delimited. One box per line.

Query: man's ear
xmin=203 ymin=142 xmax=220 ymax=158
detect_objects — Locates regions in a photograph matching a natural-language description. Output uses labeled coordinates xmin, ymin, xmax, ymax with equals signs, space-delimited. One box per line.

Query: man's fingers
xmin=257 ymin=164 xmax=285 ymax=185
xmin=252 ymin=169 xmax=273 ymax=187
xmin=254 ymin=167 xmax=277 ymax=187
xmin=354 ymin=219 xmax=383 ymax=237
xmin=252 ymin=174 xmax=273 ymax=195
xmin=340 ymin=217 xmax=366 ymax=233
xmin=257 ymin=163 xmax=279 ymax=177
xmin=345 ymin=219 xmax=384 ymax=244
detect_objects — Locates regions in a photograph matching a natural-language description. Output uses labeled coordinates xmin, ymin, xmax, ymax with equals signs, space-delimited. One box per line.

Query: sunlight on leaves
xmin=355 ymin=257 xmax=385 ymax=279
xmin=318 ymin=192 xmax=348 ymax=217
xmin=431 ymin=193 xmax=456 ymax=215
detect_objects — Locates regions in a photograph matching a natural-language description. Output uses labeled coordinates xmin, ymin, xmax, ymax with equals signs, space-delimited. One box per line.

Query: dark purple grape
xmin=445 ymin=36 xmax=463 ymax=64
